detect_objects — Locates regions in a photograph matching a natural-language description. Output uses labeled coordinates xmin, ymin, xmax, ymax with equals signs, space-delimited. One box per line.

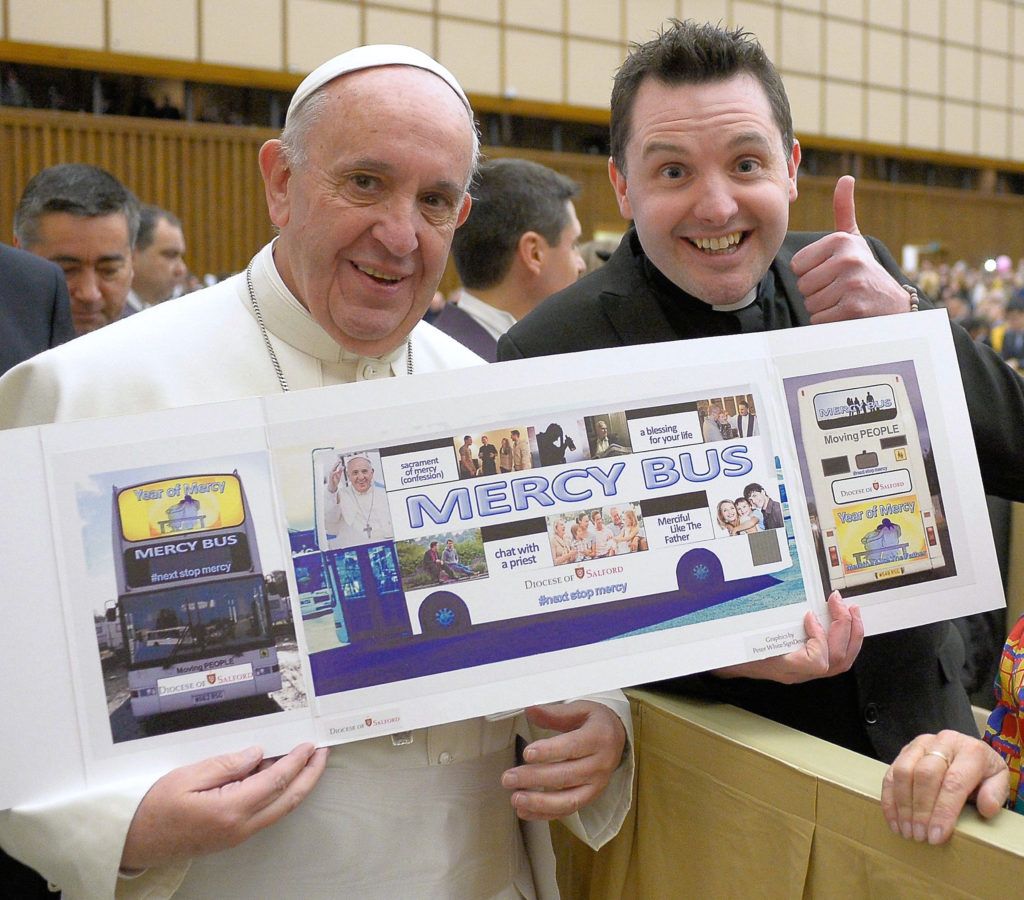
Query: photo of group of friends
xmin=548 ymin=503 xmax=648 ymax=567
xmin=455 ymin=412 xmax=634 ymax=478
xmin=715 ymin=482 xmax=785 ymax=536
xmin=395 ymin=528 xmax=488 ymax=589
xmin=456 ymin=429 xmax=531 ymax=477
xmin=698 ymin=394 xmax=759 ymax=442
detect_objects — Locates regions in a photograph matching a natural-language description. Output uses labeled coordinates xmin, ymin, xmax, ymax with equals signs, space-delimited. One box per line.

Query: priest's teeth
xmin=691 ymin=232 xmax=742 ymax=252
xmin=357 ymin=264 xmax=402 ymax=281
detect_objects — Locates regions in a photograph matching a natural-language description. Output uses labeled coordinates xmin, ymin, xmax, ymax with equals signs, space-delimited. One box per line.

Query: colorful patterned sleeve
xmin=984 ymin=614 xmax=1024 ymax=813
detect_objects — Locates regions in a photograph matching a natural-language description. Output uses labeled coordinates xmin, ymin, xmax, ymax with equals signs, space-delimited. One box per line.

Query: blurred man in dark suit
xmin=14 ymin=163 xmax=139 ymax=335
xmin=0 ymin=242 xmax=75 ymax=376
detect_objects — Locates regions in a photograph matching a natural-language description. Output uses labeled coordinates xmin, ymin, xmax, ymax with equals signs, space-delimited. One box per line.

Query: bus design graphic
xmin=797 ymin=375 xmax=944 ymax=590
xmin=404 ymin=486 xmax=792 ymax=638
xmin=111 ymin=471 xmax=282 ymax=717
xmin=310 ymin=393 xmax=795 ymax=646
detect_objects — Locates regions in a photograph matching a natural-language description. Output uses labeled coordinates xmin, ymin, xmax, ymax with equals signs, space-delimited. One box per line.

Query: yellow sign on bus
xmin=118 ymin=474 xmax=244 ymax=542
xmin=832 ymin=495 xmax=928 ymax=576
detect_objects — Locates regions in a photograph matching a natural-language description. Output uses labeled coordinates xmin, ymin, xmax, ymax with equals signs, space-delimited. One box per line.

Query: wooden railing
xmin=553 ymin=690 xmax=1024 ymax=899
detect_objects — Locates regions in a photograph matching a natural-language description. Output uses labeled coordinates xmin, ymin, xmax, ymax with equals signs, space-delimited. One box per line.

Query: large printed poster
xmin=91 ymin=460 xmax=308 ymax=745
xmin=0 ymin=312 xmax=1004 ymax=806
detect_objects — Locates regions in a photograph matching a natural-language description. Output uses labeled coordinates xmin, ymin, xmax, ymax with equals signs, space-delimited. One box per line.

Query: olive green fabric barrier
xmin=553 ymin=690 xmax=1024 ymax=899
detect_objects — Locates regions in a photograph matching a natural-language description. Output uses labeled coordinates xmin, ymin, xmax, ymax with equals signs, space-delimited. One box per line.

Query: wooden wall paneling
xmin=5 ymin=108 xmax=1024 ymax=298
xmin=234 ymin=135 xmax=254 ymax=269
xmin=150 ymin=131 xmax=166 ymax=203
xmin=201 ymin=135 xmax=216 ymax=275
xmin=789 ymin=175 xmax=1024 ymax=274
xmin=221 ymin=137 xmax=236 ymax=267
xmin=229 ymin=137 xmax=243 ymax=266
xmin=176 ymin=131 xmax=195 ymax=257
xmin=123 ymin=129 xmax=140 ymax=204
xmin=211 ymin=138 xmax=225 ymax=269
xmin=197 ymin=136 xmax=215 ymax=276
xmin=241 ymin=136 xmax=260 ymax=271
xmin=178 ymin=132 xmax=192 ymax=218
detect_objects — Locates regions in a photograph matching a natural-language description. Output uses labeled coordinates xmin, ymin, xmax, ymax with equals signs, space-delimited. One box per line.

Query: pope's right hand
xmin=120 ymin=743 xmax=328 ymax=870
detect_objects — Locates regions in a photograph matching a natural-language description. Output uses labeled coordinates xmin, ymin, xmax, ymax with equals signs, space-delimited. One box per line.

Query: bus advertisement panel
xmin=112 ymin=472 xmax=283 ymax=719
xmin=290 ymin=389 xmax=809 ymax=698
xmin=787 ymin=365 xmax=950 ymax=597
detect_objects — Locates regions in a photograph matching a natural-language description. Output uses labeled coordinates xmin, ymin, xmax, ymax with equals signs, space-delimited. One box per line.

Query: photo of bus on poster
xmin=783 ymin=361 xmax=954 ymax=600
xmin=60 ymin=452 xmax=308 ymax=747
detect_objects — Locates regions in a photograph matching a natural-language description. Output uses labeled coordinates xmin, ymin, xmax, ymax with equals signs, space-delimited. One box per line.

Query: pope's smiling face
xmin=346 ymin=457 xmax=374 ymax=494
xmin=609 ymin=73 xmax=799 ymax=307
xmin=261 ymin=65 xmax=475 ymax=357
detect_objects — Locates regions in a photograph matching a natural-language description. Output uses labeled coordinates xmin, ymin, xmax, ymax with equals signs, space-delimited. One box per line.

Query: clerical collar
xmin=709 ymin=287 xmax=758 ymax=312
xmin=248 ymin=240 xmax=408 ymax=375
xmin=636 ymin=232 xmax=791 ymax=336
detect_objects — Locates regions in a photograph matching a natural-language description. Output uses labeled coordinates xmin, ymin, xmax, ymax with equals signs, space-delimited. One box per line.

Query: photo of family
xmin=548 ymin=504 xmax=648 ymax=566
xmin=714 ymin=482 xmax=784 ymax=536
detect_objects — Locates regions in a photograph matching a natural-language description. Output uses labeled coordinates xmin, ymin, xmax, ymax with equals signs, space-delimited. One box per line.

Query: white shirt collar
xmin=124 ymin=289 xmax=146 ymax=313
xmin=710 ymin=286 xmax=758 ymax=313
xmin=249 ymin=240 xmax=409 ymax=378
xmin=454 ymin=291 xmax=517 ymax=341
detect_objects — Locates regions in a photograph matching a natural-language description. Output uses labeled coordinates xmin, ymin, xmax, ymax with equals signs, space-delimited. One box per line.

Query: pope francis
xmin=0 ymin=45 xmax=632 ymax=900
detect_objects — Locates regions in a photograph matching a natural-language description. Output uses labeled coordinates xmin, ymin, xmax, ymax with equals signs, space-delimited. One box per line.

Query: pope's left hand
xmin=501 ymin=700 xmax=627 ymax=821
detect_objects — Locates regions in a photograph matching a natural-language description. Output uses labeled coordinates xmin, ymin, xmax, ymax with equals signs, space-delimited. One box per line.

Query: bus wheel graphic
xmin=419 ymin=591 xmax=471 ymax=636
xmin=676 ymin=548 xmax=725 ymax=597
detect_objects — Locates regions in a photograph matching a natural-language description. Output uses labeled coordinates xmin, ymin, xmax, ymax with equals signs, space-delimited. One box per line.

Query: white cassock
xmin=0 ymin=240 xmax=634 ymax=900
xmin=325 ymin=482 xmax=394 ymax=547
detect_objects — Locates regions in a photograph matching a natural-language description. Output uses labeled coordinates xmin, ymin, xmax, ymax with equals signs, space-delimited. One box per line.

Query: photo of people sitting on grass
xmin=396 ymin=528 xmax=489 ymax=589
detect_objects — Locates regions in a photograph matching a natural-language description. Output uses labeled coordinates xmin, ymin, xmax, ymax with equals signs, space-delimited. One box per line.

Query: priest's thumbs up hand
xmin=790 ymin=175 xmax=916 ymax=324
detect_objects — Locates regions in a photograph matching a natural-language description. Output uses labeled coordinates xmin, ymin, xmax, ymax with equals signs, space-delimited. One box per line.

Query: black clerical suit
xmin=0 ymin=243 xmax=75 ymax=376
xmin=499 ymin=226 xmax=1024 ymax=763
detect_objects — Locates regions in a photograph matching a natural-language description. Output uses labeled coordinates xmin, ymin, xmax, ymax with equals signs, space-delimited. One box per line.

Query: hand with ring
xmin=881 ymin=730 xmax=1009 ymax=845
xmin=923 ymin=749 xmax=951 ymax=767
